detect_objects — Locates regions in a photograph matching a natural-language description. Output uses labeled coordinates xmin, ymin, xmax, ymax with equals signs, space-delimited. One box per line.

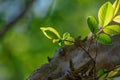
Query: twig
xmin=79 ymin=44 xmax=94 ymax=61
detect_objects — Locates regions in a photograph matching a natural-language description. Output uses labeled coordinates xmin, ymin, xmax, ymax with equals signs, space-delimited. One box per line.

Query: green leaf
xmin=63 ymin=32 xmax=70 ymax=40
xmin=97 ymin=69 xmax=107 ymax=80
xmin=103 ymin=25 xmax=120 ymax=35
xmin=62 ymin=32 xmax=74 ymax=45
xmin=113 ymin=15 xmax=120 ymax=23
xmin=107 ymin=65 xmax=120 ymax=78
xmin=87 ymin=16 xmax=98 ymax=34
xmin=97 ymin=69 xmax=105 ymax=77
xmin=98 ymin=2 xmax=114 ymax=27
xmin=95 ymin=33 xmax=112 ymax=45
xmin=52 ymin=39 xmax=60 ymax=43
xmin=98 ymin=74 xmax=107 ymax=80
xmin=113 ymin=0 xmax=120 ymax=16
xmin=40 ymin=27 xmax=61 ymax=39
xmin=64 ymin=36 xmax=74 ymax=45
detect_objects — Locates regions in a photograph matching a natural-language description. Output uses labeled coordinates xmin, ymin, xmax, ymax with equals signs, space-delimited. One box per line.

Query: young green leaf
xmin=64 ymin=36 xmax=74 ymax=45
xmin=113 ymin=0 xmax=120 ymax=16
xmin=40 ymin=27 xmax=61 ymax=39
xmin=62 ymin=32 xmax=74 ymax=45
xmin=63 ymin=32 xmax=70 ymax=40
xmin=52 ymin=39 xmax=60 ymax=43
xmin=98 ymin=2 xmax=114 ymax=27
xmin=113 ymin=15 xmax=120 ymax=23
xmin=103 ymin=25 xmax=120 ymax=35
xmin=87 ymin=16 xmax=98 ymax=34
xmin=95 ymin=33 xmax=112 ymax=45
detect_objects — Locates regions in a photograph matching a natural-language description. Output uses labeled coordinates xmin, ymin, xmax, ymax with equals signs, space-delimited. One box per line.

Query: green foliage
xmin=95 ymin=33 xmax=112 ymax=45
xmin=107 ymin=65 xmax=120 ymax=78
xmin=63 ymin=32 xmax=70 ymax=39
xmin=40 ymin=0 xmax=120 ymax=79
xmin=113 ymin=15 xmax=120 ymax=23
xmin=87 ymin=16 xmax=98 ymax=34
xmin=40 ymin=27 xmax=74 ymax=46
xmin=40 ymin=27 xmax=61 ymax=39
xmin=97 ymin=65 xmax=120 ymax=80
xmin=41 ymin=0 xmax=120 ymax=46
xmin=2 ymin=0 xmax=118 ymax=80
xmin=113 ymin=0 xmax=120 ymax=16
xmin=98 ymin=2 xmax=113 ymax=27
xmin=86 ymin=0 xmax=120 ymax=45
xmin=103 ymin=25 xmax=120 ymax=35
xmin=62 ymin=32 xmax=74 ymax=45
xmin=97 ymin=69 xmax=107 ymax=80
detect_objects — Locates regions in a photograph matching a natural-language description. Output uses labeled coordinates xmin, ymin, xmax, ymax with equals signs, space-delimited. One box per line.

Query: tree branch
xmin=28 ymin=34 xmax=120 ymax=80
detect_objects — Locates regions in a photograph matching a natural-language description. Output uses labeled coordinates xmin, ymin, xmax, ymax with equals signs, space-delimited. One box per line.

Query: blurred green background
xmin=0 ymin=0 xmax=115 ymax=80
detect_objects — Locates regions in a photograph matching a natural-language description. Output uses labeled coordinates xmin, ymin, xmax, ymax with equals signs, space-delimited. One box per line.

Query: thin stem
xmin=79 ymin=44 xmax=94 ymax=62
xmin=97 ymin=27 xmax=103 ymax=35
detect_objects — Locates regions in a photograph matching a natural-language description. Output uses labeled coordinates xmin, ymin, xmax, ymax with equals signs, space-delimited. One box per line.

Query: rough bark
xmin=28 ymin=34 xmax=120 ymax=80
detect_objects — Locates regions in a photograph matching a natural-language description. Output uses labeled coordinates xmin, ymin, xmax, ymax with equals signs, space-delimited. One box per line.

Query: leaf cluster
xmin=87 ymin=0 xmax=120 ymax=45
xmin=40 ymin=0 xmax=120 ymax=79
xmin=40 ymin=27 xmax=74 ymax=46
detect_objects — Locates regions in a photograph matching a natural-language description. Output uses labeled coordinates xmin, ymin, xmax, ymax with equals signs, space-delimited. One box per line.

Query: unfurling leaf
xmin=63 ymin=32 xmax=70 ymax=40
xmin=64 ymin=36 xmax=74 ymax=45
xmin=95 ymin=33 xmax=112 ymax=45
xmin=87 ymin=16 xmax=98 ymax=34
xmin=62 ymin=32 xmax=74 ymax=45
xmin=40 ymin=27 xmax=61 ymax=39
xmin=98 ymin=2 xmax=113 ymax=27
xmin=113 ymin=0 xmax=120 ymax=16
xmin=113 ymin=15 xmax=120 ymax=23
xmin=103 ymin=25 xmax=120 ymax=35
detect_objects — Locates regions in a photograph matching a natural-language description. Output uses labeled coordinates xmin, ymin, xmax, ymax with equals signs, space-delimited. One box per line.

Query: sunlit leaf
xmin=52 ymin=39 xmax=60 ymax=43
xmin=63 ymin=32 xmax=70 ymax=40
xmin=107 ymin=65 xmax=120 ymax=78
xmin=62 ymin=32 xmax=74 ymax=45
xmin=98 ymin=2 xmax=114 ymax=27
xmin=113 ymin=0 xmax=120 ymax=16
xmin=95 ymin=33 xmax=112 ymax=45
xmin=103 ymin=25 xmax=120 ymax=35
xmin=40 ymin=27 xmax=61 ymax=39
xmin=113 ymin=15 xmax=120 ymax=23
xmin=64 ymin=36 xmax=74 ymax=45
xmin=87 ymin=16 xmax=98 ymax=34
